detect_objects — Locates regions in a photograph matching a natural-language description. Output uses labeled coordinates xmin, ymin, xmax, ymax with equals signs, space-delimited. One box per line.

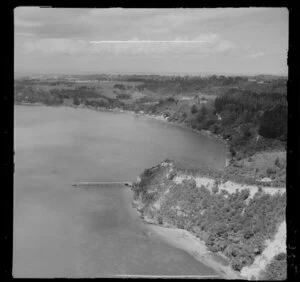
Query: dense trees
xmin=114 ymin=83 xmax=126 ymax=90
xmin=213 ymin=89 xmax=287 ymax=146
xmin=132 ymin=163 xmax=286 ymax=276
xmin=258 ymin=104 xmax=287 ymax=141
xmin=211 ymin=90 xmax=287 ymax=158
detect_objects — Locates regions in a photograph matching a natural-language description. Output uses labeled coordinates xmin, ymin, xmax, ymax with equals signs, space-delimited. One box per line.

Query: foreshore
xmin=130 ymin=199 xmax=242 ymax=280
xmin=146 ymin=224 xmax=242 ymax=280
xmin=127 ymin=188 xmax=241 ymax=280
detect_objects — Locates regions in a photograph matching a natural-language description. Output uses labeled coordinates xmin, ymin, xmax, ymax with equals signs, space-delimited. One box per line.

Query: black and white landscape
xmin=14 ymin=8 xmax=288 ymax=280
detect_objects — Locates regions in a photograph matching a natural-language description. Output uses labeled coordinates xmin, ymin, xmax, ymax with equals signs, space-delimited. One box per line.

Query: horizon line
xmin=14 ymin=70 xmax=288 ymax=77
xmin=14 ymin=72 xmax=288 ymax=79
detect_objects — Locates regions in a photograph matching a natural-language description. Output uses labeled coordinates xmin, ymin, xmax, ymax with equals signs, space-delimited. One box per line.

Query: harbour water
xmin=14 ymin=105 xmax=226 ymax=277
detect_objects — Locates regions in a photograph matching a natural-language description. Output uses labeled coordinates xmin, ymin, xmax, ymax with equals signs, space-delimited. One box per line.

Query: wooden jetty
xmin=113 ymin=275 xmax=220 ymax=279
xmin=72 ymin=181 xmax=133 ymax=187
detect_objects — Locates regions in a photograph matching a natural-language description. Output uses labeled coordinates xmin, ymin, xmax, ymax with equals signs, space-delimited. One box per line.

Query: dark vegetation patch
xmin=116 ymin=93 xmax=132 ymax=100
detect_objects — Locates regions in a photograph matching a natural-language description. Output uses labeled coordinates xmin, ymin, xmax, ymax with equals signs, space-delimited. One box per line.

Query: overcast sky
xmin=14 ymin=7 xmax=288 ymax=76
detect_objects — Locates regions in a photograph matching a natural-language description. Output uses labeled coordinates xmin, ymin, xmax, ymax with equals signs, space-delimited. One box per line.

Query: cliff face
xmin=131 ymin=160 xmax=286 ymax=279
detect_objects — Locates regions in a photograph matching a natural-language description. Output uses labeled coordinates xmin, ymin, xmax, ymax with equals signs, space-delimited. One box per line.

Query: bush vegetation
xmin=132 ymin=162 xmax=286 ymax=275
xmin=116 ymin=93 xmax=132 ymax=100
xmin=261 ymin=253 xmax=287 ymax=280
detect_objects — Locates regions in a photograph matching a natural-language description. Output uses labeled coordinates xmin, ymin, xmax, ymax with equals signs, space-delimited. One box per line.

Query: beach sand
xmin=145 ymin=224 xmax=243 ymax=280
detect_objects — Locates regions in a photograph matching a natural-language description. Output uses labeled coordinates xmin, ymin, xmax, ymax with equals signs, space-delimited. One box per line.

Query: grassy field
xmin=34 ymin=84 xmax=76 ymax=91
xmin=26 ymin=80 xmax=146 ymax=101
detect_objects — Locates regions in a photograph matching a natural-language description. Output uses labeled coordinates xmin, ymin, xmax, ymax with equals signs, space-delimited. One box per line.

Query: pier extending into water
xmin=72 ymin=181 xmax=133 ymax=187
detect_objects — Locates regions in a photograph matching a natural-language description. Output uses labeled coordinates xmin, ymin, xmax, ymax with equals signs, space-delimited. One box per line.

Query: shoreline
xmin=146 ymin=224 xmax=243 ymax=280
xmin=15 ymin=102 xmax=230 ymax=167
xmin=129 ymin=191 xmax=241 ymax=280
xmin=16 ymin=102 xmax=239 ymax=278
xmin=15 ymin=102 xmax=285 ymax=279
xmin=130 ymin=200 xmax=242 ymax=280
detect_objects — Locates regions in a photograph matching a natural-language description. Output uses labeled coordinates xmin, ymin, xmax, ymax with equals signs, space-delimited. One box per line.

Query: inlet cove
xmin=14 ymin=105 xmax=225 ymax=278
xmin=14 ymin=105 xmax=286 ymax=279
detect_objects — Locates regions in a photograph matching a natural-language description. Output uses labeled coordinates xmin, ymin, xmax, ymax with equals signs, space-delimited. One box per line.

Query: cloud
xmin=24 ymin=38 xmax=89 ymax=54
xmin=22 ymin=33 xmax=235 ymax=57
xmin=14 ymin=8 xmax=288 ymax=76
xmin=14 ymin=7 xmax=274 ymax=41
xmin=248 ymin=51 xmax=266 ymax=58
xmin=89 ymin=34 xmax=234 ymax=55
xmin=214 ymin=40 xmax=236 ymax=52
xmin=15 ymin=31 xmax=35 ymax=37
xmin=15 ymin=18 xmax=43 ymax=28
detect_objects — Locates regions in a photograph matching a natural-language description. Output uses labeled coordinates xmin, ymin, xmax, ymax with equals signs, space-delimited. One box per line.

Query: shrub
xmin=267 ymin=167 xmax=277 ymax=176
xmin=158 ymin=216 xmax=163 ymax=225
xmin=73 ymin=96 xmax=80 ymax=105
xmin=212 ymin=184 xmax=219 ymax=194
xmin=168 ymin=170 xmax=177 ymax=180
xmin=166 ymin=96 xmax=175 ymax=102
xmin=116 ymin=93 xmax=131 ymax=99
xmin=203 ymin=119 xmax=216 ymax=130
xmin=274 ymin=157 xmax=282 ymax=168
xmin=191 ymin=104 xmax=198 ymax=114
xmin=243 ymin=228 xmax=254 ymax=239
xmin=262 ymin=253 xmax=287 ymax=280
xmin=230 ymin=146 xmax=237 ymax=157
xmin=210 ymin=123 xmax=221 ymax=134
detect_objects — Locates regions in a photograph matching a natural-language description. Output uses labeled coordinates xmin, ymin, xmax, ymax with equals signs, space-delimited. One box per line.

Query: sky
xmin=14 ymin=7 xmax=288 ymax=76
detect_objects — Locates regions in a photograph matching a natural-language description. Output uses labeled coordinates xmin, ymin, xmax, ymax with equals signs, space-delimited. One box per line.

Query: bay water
xmin=14 ymin=105 xmax=225 ymax=278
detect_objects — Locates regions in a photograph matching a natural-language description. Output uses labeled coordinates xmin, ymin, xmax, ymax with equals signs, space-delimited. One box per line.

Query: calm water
xmin=13 ymin=105 xmax=226 ymax=278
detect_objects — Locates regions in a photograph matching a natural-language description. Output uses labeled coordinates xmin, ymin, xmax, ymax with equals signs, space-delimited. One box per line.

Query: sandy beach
xmin=126 ymin=185 xmax=242 ymax=280
xmin=144 ymin=223 xmax=243 ymax=280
